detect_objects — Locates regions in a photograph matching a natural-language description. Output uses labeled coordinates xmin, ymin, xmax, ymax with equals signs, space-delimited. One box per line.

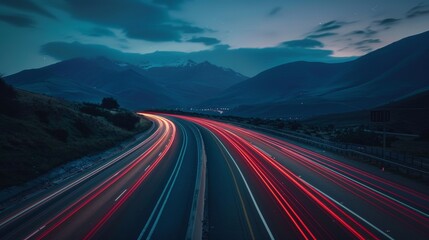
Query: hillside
xmin=304 ymin=89 xmax=429 ymax=135
xmin=4 ymin=57 xmax=174 ymax=109
xmin=204 ymin=30 xmax=429 ymax=118
xmin=0 ymin=79 xmax=151 ymax=188
xmin=5 ymin=57 xmax=247 ymax=109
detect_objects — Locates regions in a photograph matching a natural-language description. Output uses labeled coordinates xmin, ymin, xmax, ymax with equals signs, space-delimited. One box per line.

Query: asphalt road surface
xmin=0 ymin=113 xmax=428 ymax=240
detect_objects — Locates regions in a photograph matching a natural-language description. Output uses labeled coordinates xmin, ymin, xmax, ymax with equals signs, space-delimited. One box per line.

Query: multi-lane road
xmin=0 ymin=113 xmax=428 ymax=239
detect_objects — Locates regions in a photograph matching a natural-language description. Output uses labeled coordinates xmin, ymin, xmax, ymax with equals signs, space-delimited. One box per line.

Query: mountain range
xmin=5 ymin=58 xmax=247 ymax=109
xmin=203 ymin=30 xmax=429 ymax=118
xmin=4 ymin=30 xmax=429 ymax=118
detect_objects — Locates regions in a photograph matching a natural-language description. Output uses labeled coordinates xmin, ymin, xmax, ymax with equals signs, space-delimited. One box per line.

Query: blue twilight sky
xmin=1 ymin=0 xmax=429 ymax=76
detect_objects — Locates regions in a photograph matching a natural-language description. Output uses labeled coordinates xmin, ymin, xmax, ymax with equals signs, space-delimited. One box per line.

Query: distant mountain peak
xmin=181 ymin=59 xmax=197 ymax=67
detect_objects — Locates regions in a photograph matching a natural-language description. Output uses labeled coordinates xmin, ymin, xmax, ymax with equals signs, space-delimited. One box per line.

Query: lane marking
xmin=0 ymin=121 xmax=159 ymax=229
xmin=220 ymin=138 xmax=256 ymax=239
xmin=210 ymin=132 xmax=275 ymax=240
xmin=185 ymin=125 xmax=207 ymax=240
xmin=144 ymin=164 xmax=151 ymax=172
xmin=114 ymin=189 xmax=127 ymax=202
xmin=300 ymin=179 xmax=394 ymax=240
xmin=23 ymin=225 xmax=46 ymax=240
xmin=137 ymin=123 xmax=188 ymax=240
xmin=247 ymin=132 xmax=429 ymax=217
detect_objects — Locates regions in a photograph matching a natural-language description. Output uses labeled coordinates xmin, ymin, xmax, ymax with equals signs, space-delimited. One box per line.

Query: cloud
xmin=56 ymin=0 xmax=205 ymax=42
xmin=188 ymin=37 xmax=221 ymax=46
xmin=40 ymin=41 xmax=353 ymax=76
xmin=407 ymin=4 xmax=429 ymax=18
xmin=0 ymin=13 xmax=35 ymax=28
xmin=83 ymin=27 xmax=116 ymax=37
xmin=0 ymin=0 xmax=56 ymax=19
xmin=347 ymin=28 xmax=377 ymax=37
xmin=373 ymin=18 xmax=401 ymax=27
xmin=352 ymin=38 xmax=381 ymax=52
xmin=268 ymin=6 xmax=282 ymax=16
xmin=280 ymin=39 xmax=324 ymax=48
xmin=152 ymin=0 xmax=187 ymax=9
xmin=355 ymin=45 xmax=372 ymax=52
xmin=353 ymin=39 xmax=381 ymax=46
xmin=314 ymin=20 xmax=346 ymax=33
xmin=307 ymin=32 xmax=337 ymax=39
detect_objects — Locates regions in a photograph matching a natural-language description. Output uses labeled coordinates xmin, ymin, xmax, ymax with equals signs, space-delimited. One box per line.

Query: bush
xmin=35 ymin=110 xmax=50 ymax=124
xmin=80 ymin=104 xmax=105 ymax=117
xmin=0 ymin=77 xmax=20 ymax=116
xmin=333 ymin=129 xmax=397 ymax=147
xmin=46 ymin=128 xmax=69 ymax=142
xmin=101 ymin=97 xmax=119 ymax=109
xmin=105 ymin=112 xmax=139 ymax=131
xmin=288 ymin=121 xmax=302 ymax=131
xmin=74 ymin=119 xmax=92 ymax=137
xmin=79 ymin=104 xmax=139 ymax=131
xmin=0 ymin=77 xmax=17 ymax=99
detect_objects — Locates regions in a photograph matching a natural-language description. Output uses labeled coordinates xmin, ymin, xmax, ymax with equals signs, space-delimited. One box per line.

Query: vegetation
xmin=101 ymin=97 xmax=119 ymax=109
xmin=0 ymin=77 xmax=20 ymax=116
xmin=79 ymin=101 xmax=140 ymax=131
xmin=155 ymin=109 xmax=428 ymax=157
xmin=0 ymin=87 xmax=152 ymax=189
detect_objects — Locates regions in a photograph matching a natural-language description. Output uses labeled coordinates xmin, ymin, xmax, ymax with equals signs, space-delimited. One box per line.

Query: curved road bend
xmin=0 ymin=113 xmax=428 ymax=240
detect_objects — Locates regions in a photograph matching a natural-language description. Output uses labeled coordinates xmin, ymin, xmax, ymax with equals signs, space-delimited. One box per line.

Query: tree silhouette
xmin=101 ymin=97 xmax=119 ymax=109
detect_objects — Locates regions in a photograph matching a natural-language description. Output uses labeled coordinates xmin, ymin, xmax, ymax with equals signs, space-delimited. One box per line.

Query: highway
xmin=0 ymin=113 xmax=428 ymax=239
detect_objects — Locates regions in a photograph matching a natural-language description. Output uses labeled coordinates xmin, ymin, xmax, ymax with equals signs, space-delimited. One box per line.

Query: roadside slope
xmin=0 ymin=80 xmax=151 ymax=188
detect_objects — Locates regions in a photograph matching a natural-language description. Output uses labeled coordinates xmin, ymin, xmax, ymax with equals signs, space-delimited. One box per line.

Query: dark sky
xmin=1 ymin=0 xmax=429 ymax=76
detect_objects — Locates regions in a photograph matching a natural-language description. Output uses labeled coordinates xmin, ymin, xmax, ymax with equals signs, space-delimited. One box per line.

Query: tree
xmin=0 ymin=76 xmax=20 ymax=116
xmin=0 ymin=76 xmax=17 ymax=100
xmin=101 ymin=97 xmax=119 ymax=109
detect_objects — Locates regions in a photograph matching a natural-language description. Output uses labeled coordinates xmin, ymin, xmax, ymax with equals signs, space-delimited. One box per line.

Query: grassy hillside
xmin=304 ymin=90 xmax=429 ymax=135
xmin=0 ymin=79 xmax=152 ymax=188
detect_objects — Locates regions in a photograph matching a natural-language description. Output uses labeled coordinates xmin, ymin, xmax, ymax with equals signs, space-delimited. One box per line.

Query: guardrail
xmin=228 ymin=122 xmax=429 ymax=179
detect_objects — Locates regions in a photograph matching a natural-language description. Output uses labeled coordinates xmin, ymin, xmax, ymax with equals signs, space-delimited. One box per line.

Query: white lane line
xmin=211 ymin=132 xmax=275 ymax=240
xmin=300 ymin=179 xmax=394 ymax=240
xmin=115 ymin=189 xmax=128 ymax=202
xmin=23 ymin=225 xmax=46 ymax=240
xmin=279 ymin=142 xmax=429 ymax=218
xmin=144 ymin=164 xmax=151 ymax=172
xmin=185 ymin=125 xmax=206 ymax=240
xmin=252 ymin=144 xmax=273 ymax=158
xmin=137 ymin=123 xmax=188 ymax=240
xmin=0 ymin=123 xmax=159 ymax=229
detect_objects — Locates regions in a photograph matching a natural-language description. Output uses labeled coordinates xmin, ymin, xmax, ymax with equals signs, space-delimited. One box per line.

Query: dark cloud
xmin=152 ymin=0 xmax=187 ymax=9
xmin=373 ymin=18 xmax=401 ymax=27
xmin=355 ymin=45 xmax=373 ymax=52
xmin=83 ymin=27 xmax=116 ymax=37
xmin=0 ymin=13 xmax=35 ymax=28
xmin=57 ymin=0 xmax=205 ymax=42
xmin=353 ymin=39 xmax=381 ymax=46
xmin=307 ymin=32 xmax=337 ymax=39
xmin=188 ymin=37 xmax=221 ymax=46
xmin=40 ymin=41 xmax=352 ymax=76
xmin=347 ymin=28 xmax=377 ymax=37
xmin=407 ymin=4 xmax=429 ymax=18
xmin=268 ymin=6 xmax=282 ymax=16
xmin=314 ymin=20 xmax=346 ymax=33
xmin=0 ymin=0 xmax=56 ymax=19
xmin=280 ymin=39 xmax=324 ymax=48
